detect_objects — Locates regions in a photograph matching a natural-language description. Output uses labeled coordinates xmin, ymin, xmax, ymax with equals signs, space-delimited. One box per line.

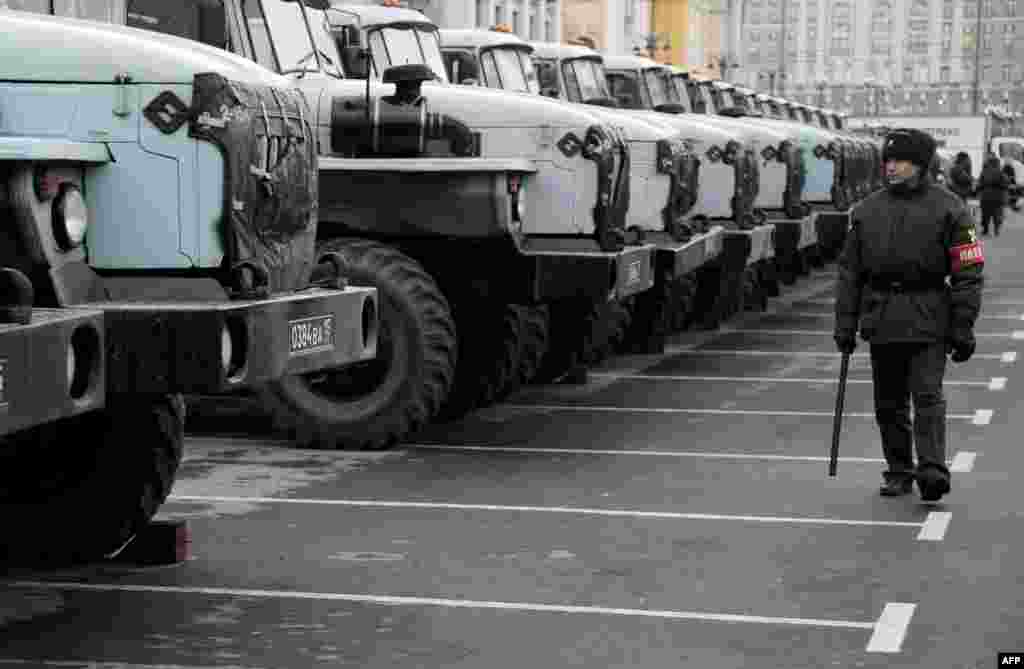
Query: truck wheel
xmin=436 ymin=302 xmax=522 ymax=421
xmin=584 ymin=300 xmax=631 ymax=365
xmin=533 ymin=299 xmax=596 ymax=384
xmin=513 ymin=305 xmax=550 ymax=386
xmin=0 ymin=394 xmax=184 ymax=566
xmin=262 ymin=239 xmax=456 ymax=450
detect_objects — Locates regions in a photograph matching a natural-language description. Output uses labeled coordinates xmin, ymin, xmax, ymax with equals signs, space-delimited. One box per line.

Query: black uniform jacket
xmin=834 ymin=180 xmax=985 ymax=345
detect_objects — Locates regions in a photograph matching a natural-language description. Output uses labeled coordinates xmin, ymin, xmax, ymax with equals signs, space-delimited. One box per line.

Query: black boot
xmin=914 ymin=404 xmax=952 ymax=502
xmin=879 ymin=475 xmax=914 ymax=496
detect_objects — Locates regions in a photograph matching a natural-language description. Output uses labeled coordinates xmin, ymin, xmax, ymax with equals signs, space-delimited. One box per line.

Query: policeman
xmin=833 ymin=128 xmax=984 ymax=502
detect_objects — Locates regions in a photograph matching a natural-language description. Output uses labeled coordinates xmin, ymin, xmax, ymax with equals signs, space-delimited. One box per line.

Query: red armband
xmin=950 ymin=241 xmax=984 ymax=271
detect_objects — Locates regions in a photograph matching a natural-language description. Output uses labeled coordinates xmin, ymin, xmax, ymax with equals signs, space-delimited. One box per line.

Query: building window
xmin=983 ymin=64 xmax=992 ymax=81
xmin=943 ymin=38 xmax=953 ymax=51
xmin=983 ymin=0 xmax=992 ymax=16
xmin=943 ymin=1 xmax=954 ymax=18
xmin=475 ymin=0 xmax=486 ymax=26
xmin=495 ymin=5 xmax=505 ymax=25
xmin=984 ymin=34 xmax=992 ymax=49
xmin=964 ymin=2 xmax=975 ymax=17
xmin=984 ymin=22 xmax=994 ymax=32
xmin=904 ymin=66 xmax=914 ymax=82
xmin=941 ymin=65 xmax=951 ymax=81
xmin=943 ymin=21 xmax=953 ymax=36
xmin=1004 ymin=64 xmax=1014 ymax=81
xmin=1011 ymin=0 xmax=1018 ymax=16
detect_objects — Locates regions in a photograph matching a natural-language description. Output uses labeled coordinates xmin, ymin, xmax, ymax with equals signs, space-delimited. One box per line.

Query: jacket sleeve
xmin=834 ymin=211 xmax=863 ymax=338
xmin=945 ymin=202 xmax=985 ymax=334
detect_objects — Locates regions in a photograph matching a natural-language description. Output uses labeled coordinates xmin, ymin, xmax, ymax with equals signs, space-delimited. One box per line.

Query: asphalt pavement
xmin=3 ymin=213 xmax=1024 ymax=668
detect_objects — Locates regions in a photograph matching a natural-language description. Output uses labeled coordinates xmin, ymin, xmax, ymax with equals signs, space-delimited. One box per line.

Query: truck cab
xmin=0 ymin=3 xmax=378 ymax=563
xmin=124 ymin=0 xmax=661 ymax=441
xmin=599 ymin=54 xmax=761 ymax=230
xmin=662 ymin=66 xmax=807 ymax=221
xmin=713 ymin=82 xmax=848 ymax=210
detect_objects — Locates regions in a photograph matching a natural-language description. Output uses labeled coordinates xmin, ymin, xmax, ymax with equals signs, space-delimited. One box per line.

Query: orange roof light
xmin=381 ymin=0 xmax=403 ymax=7
xmin=491 ymin=23 xmax=513 ymax=32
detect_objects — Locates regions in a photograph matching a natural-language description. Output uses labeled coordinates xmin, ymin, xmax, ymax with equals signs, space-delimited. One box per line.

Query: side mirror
xmin=541 ymin=87 xmax=559 ymax=98
xmin=653 ymin=102 xmax=686 ymax=114
xmin=341 ymin=45 xmax=369 ymax=79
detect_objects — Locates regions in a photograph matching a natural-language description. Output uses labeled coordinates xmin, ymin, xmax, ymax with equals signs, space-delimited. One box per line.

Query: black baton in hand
xmin=829 ymin=350 xmax=851 ymax=477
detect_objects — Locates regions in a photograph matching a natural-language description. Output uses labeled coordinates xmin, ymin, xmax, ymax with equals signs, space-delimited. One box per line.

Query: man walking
xmin=833 ymin=128 xmax=985 ymax=502
xmin=978 ymin=155 xmax=1010 ymax=236
xmin=949 ymin=151 xmax=974 ymax=204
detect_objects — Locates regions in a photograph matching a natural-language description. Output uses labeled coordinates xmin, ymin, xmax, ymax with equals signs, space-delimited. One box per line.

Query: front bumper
xmin=515 ymin=238 xmax=656 ymax=303
xmin=91 ymin=286 xmax=378 ymax=395
xmin=0 ymin=307 xmax=106 ymax=438
xmin=723 ymin=223 xmax=775 ymax=267
xmin=770 ymin=214 xmax=818 ymax=255
xmin=651 ymin=226 xmax=725 ymax=279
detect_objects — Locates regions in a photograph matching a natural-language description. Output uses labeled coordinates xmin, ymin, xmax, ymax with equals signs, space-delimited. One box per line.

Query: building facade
xmin=560 ymin=0 xmax=650 ymax=56
xmin=645 ymin=0 xmax=731 ymax=78
xmin=736 ymin=0 xmax=1024 ymax=116
xmin=423 ymin=0 xmax=562 ymax=42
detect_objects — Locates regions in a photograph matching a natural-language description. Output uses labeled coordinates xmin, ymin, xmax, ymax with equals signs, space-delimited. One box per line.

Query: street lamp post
xmin=971 ymin=0 xmax=983 ymax=113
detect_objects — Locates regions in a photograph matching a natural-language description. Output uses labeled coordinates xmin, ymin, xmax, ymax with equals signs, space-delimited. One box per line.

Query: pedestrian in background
xmin=949 ymin=151 xmax=975 ymax=204
xmin=978 ymin=155 xmax=1010 ymax=236
xmin=1003 ymin=164 xmax=1021 ymax=211
xmin=833 ymin=128 xmax=984 ymax=502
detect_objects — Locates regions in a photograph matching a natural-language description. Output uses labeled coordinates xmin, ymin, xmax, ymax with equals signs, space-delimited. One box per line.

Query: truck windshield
xmin=126 ymin=0 xmax=228 ymax=50
xmin=643 ymin=68 xmax=670 ymax=107
xmin=669 ymin=76 xmax=693 ymax=112
xmin=259 ymin=0 xmax=340 ymax=76
xmin=368 ymin=25 xmax=448 ymax=83
xmin=480 ymin=47 xmax=531 ymax=92
xmin=606 ymin=70 xmax=642 ymax=108
xmin=561 ymin=57 xmax=608 ymax=102
xmin=698 ymin=84 xmax=717 ymax=113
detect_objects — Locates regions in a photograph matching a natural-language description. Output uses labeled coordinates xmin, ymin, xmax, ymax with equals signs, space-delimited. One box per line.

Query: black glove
xmin=949 ymin=329 xmax=976 ymax=363
xmin=834 ymin=332 xmax=857 ymax=354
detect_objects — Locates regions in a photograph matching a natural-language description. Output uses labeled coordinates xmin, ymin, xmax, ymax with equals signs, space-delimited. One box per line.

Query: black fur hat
xmin=881 ymin=128 xmax=937 ymax=170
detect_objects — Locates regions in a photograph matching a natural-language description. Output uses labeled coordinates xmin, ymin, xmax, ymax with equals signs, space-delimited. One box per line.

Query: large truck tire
xmin=533 ymin=298 xmax=597 ymax=384
xmin=261 ymin=238 xmax=456 ymax=450
xmin=0 ymin=394 xmax=184 ymax=566
xmin=583 ymin=300 xmax=631 ymax=365
xmin=513 ymin=304 xmax=550 ymax=387
xmin=436 ymin=302 xmax=523 ymax=421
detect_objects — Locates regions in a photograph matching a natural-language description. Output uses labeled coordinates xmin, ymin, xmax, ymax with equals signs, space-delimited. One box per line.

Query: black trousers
xmin=869 ymin=342 xmax=951 ymax=482
xmin=980 ymin=201 xmax=1004 ymax=234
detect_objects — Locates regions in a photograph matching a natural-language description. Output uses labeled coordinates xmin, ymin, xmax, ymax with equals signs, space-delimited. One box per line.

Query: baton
xmin=829 ymin=351 xmax=851 ymax=477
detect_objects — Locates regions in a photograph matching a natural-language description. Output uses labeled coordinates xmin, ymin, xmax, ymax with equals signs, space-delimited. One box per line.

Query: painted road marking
xmin=865 ymin=603 xmax=917 ymax=653
xmin=167 ymin=495 xmax=944 ymax=539
xmin=410 ymin=443 xmax=974 ymax=470
xmin=949 ymin=451 xmax=978 ymax=473
xmin=500 ymin=404 xmax=990 ymax=424
xmin=658 ymin=349 xmax=1015 ymax=361
xmin=715 ymin=328 xmax=1023 ymax=340
xmin=973 ymin=409 xmax=994 ymax=425
xmin=806 ymin=297 xmax=1024 ymax=307
xmin=917 ymin=512 xmax=953 ymax=541
xmin=0 ymin=662 xmax=266 ymax=669
xmin=3 ymin=580 xmax=910 ymax=651
xmin=588 ymin=372 xmax=1003 ymax=389
xmin=773 ymin=311 xmax=1024 ymax=322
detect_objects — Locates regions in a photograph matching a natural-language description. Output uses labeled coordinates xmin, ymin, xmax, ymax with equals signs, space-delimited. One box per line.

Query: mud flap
xmin=185 ymin=73 xmax=320 ymax=295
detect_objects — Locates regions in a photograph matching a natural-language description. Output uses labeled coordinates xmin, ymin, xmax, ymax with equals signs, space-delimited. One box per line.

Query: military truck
xmin=438 ymin=30 xmax=728 ymax=350
xmin=124 ymin=0 xmax=658 ymax=445
xmin=0 ymin=5 xmax=378 ymax=563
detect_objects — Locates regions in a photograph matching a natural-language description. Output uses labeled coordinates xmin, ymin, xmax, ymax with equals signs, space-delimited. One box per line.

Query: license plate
xmin=288 ymin=315 xmax=336 ymax=357
xmin=626 ymin=260 xmax=642 ymax=285
xmin=0 ymin=357 xmax=7 ymax=407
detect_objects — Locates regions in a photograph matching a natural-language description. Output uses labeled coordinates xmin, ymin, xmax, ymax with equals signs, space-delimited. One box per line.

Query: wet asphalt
xmin=3 ymin=214 xmax=1024 ymax=668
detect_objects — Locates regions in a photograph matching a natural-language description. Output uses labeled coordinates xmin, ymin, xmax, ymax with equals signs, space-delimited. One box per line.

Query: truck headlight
xmin=52 ymin=183 xmax=88 ymax=251
xmin=509 ymin=174 xmax=526 ymax=224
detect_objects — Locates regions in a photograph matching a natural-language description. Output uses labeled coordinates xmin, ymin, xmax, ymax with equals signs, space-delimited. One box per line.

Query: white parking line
xmin=500 ymin=404 xmax=990 ymax=424
xmin=0 ymin=662 xmax=265 ymax=669
xmin=865 ymin=603 xmax=917 ymax=653
xmin=717 ymin=329 xmax=1024 ymax=339
xmin=588 ymin=372 xmax=1001 ymax=389
xmin=410 ymin=443 xmax=974 ymax=470
xmin=775 ymin=311 xmax=1024 ymax=322
xmin=167 ymin=495 xmax=943 ymax=538
xmin=3 ymin=580 xmax=909 ymax=651
xmin=917 ymin=512 xmax=953 ymax=541
xmin=658 ymin=349 xmax=1015 ymax=361
xmin=949 ymin=451 xmax=978 ymax=473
